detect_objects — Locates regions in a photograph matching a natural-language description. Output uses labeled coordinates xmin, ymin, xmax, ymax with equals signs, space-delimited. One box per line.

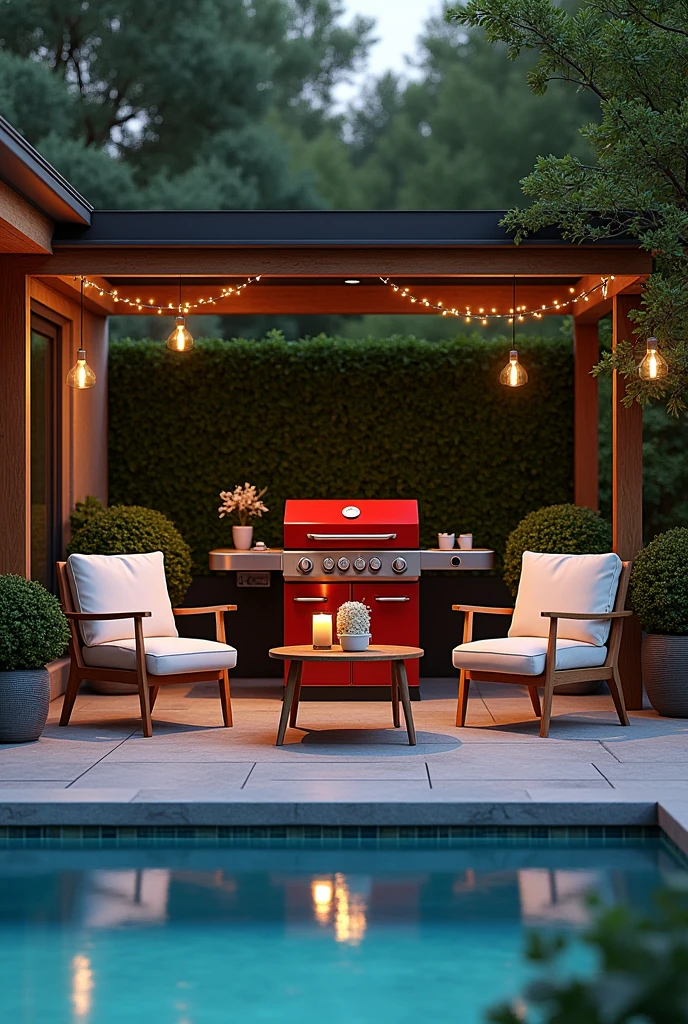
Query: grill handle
xmin=305 ymin=533 xmax=397 ymax=541
xmin=374 ymin=596 xmax=411 ymax=602
xmin=293 ymin=596 xmax=328 ymax=603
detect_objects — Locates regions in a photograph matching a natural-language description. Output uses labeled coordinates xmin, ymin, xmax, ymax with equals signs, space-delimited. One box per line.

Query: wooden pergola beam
xmin=573 ymin=274 xmax=645 ymax=323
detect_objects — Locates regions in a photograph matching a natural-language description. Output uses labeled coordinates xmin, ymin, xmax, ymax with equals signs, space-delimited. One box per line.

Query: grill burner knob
xmin=392 ymin=557 xmax=407 ymax=574
xmin=353 ymin=557 xmax=366 ymax=572
xmin=322 ymin=557 xmax=335 ymax=573
xmin=337 ymin=557 xmax=350 ymax=572
xmin=369 ymin=556 xmax=382 ymax=572
xmin=297 ymin=557 xmax=313 ymax=574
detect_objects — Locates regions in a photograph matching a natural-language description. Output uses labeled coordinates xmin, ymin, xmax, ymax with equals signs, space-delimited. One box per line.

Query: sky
xmin=338 ymin=0 xmax=443 ymax=104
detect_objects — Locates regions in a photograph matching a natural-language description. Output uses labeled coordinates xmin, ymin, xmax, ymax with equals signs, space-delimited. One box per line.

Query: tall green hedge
xmin=109 ymin=334 xmax=573 ymax=573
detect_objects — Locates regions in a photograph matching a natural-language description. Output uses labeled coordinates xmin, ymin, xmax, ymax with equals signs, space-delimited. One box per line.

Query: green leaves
xmin=0 ymin=576 xmax=70 ymax=671
xmin=630 ymin=527 xmax=688 ymax=633
xmin=108 ymin=334 xmax=574 ymax=574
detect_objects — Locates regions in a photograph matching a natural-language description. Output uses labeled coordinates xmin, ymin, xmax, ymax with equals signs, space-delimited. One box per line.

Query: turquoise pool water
xmin=0 ymin=829 xmax=684 ymax=1023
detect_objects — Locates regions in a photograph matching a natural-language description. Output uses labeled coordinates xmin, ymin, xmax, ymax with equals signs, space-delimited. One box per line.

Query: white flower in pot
xmin=218 ymin=482 xmax=268 ymax=550
xmin=337 ymin=601 xmax=371 ymax=652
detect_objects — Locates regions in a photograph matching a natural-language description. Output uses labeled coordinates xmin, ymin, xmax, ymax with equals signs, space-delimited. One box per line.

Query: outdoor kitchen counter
xmin=208 ymin=548 xmax=494 ymax=572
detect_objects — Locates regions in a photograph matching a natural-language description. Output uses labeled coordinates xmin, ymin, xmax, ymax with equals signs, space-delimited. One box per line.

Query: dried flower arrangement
xmin=336 ymin=601 xmax=371 ymax=637
xmin=218 ymin=483 xmax=268 ymax=526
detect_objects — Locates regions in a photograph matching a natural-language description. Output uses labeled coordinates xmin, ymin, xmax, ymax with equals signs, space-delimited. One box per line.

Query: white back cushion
xmin=67 ymin=551 xmax=178 ymax=646
xmin=509 ymin=551 xmax=622 ymax=646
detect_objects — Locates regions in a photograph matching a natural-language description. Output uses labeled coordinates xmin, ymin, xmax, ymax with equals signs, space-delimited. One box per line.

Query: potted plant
xmin=0 ymin=575 xmax=70 ymax=742
xmin=630 ymin=527 xmax=688 ymax=717
xmin=336 ymin=601 xmax=371 ymax=652
xmin=504 ymin=503 xmax=613 ymax=695
xmin=218 ymin=482 xmax=268 ymax=550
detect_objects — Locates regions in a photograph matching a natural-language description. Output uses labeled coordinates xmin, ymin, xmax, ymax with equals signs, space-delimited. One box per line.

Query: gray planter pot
xmin=642 ymin=634 xmax=688 ymax=717
xmin=0 ymin=669 xmax=50 ymax=743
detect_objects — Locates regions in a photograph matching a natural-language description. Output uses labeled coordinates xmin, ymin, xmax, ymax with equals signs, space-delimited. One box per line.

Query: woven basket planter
xmin=0 ymin=669 xmax=50 ymax=743
xmin=642 ymin=634 xmax=688 ymax=718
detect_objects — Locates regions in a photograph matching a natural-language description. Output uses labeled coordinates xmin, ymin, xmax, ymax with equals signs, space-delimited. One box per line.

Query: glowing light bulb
xmin=500 ymin=350 xmax=528 ymax=388
xmin=66 ymin=349 xmax=96 ymax=389
xmin=638 ymin=337 xmax=668 ymax=380
xmin=166 ymin=316 xmax=194 ymax=352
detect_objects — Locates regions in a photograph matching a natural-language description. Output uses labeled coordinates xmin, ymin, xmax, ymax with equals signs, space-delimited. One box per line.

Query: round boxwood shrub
xmin=503 ymin=503 xmax=613 ymax=597
xmin=630 ymin=528 xmax=688 ymax=635
xmin=0 ymin=575 xmax=70 ymax=671
xmin=68 ymin=505 xmax=193 ymax=606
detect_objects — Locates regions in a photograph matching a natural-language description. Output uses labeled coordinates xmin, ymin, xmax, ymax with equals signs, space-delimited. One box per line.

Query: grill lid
xmin=284 ymin=499 xmax=419 ymax=549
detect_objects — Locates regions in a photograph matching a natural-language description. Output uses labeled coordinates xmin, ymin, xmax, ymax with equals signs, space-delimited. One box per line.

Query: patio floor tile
xmin=69 ymin=761 xmax=255 ymax=790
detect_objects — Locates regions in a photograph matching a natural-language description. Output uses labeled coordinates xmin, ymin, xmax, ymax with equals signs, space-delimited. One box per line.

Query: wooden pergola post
xmin=612 ymin=294 xmax=644 ymax=710
xmin=0 ymin=262 xmax=29 ymax=576
xmin=573 ymin=321 xmax=599 ymax=510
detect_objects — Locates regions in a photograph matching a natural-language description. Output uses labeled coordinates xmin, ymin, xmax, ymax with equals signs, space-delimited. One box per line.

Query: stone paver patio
xmin=1 ymin=680 xmax=688 ymax=845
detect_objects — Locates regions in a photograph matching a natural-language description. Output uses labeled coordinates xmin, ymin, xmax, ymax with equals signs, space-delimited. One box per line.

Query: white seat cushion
xmin=452 ymin=636 xmax=607 ymax=676
xmin=82 ymin=636 xmax=237 ymax=676
xmin=67 ymin=552 xmax=178 ymax=646
xmin=509 ymin=551 xmax=622 ymax=646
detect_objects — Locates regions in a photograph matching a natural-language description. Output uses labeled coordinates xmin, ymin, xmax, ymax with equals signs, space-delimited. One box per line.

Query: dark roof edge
xmin=52 ymin=209 xmax=641 ymax=247
xmin=0 ymin=116 xmax=92 ymax=225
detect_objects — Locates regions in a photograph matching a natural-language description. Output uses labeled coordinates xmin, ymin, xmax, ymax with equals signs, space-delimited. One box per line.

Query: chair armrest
xmin=452 ymin=605 xmax=514 ymax=615
xmin=541 ymin=610 xmax=632 ymax=620
xmin=65 ymin=611 xmax=152 ymax=620
xmin=172 ymin=605 xmax=238 ymax=616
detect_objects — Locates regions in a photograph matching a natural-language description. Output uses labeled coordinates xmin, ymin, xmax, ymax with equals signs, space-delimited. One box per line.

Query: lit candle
xmin=312 ymin=614 xmax=332 ymax=649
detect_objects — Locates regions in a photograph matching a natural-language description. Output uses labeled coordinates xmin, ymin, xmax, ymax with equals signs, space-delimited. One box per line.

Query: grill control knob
xmin=369 ymin=556 xmax=382 ymax=573
xmin=322 ymin=557 xmax=335 ymax=573
xmin=297 ymin=557 xmax=313 ymax=574
xmin=353 ymin=557 xmax=366 ymax=572
xmin=337 ymin=556 xmax=350 ymax=572
xmin=392 ymin=557 xmax=407 ymax=574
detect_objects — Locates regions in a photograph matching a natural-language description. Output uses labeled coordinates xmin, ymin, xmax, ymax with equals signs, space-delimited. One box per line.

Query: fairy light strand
xmin=78 ymin=275 xmax=261 ymax=313
xmin=379 ymin=275 xmax=614 ymax=323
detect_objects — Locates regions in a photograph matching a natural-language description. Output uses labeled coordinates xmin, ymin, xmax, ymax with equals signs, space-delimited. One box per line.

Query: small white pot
xmin=339 ymin=634 xmax=371 ymax=652
xmin=232 ymin=525 xmax=254 ymax=550
xmin=438 ymin=533 xmax=455 ymax=550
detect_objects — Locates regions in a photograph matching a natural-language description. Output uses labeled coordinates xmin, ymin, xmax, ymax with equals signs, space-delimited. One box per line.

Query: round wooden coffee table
xmin=269 ymin=644 xmax=424 ymax=746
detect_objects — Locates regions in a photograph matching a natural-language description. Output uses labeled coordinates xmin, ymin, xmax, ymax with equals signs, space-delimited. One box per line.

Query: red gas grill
xmin=283 ymin=499 xmax=420 ymax=693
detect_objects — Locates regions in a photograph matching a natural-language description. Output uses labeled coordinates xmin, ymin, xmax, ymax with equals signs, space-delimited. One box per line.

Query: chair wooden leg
xmin=528 ymin=686 xmax=541 ymax=718
xmin=59 ymin=663 xmax=82 ymax=726
xmin=540 ymin=680 xmax=554 ymax=738
xmin=397 ymin=661 xmax=417 ymax=746
xmin=289 ymin=672 xmax=302 ymax=728
xmin=134 ymin=618 xmax=152 ymax=738
xmin=391 ymin=661 xmax=400 ymax=728
xmin=149 ymin=685 xmax=160 ymax=712
xmin=218 ymin=670 xmax=233 ymax=727
xmin=608 ymin=666 xmax=630 ymax=726
xmin=456 ymin=670 xmax=470 ymax=727
xmin=277 ymin=661 xmax=302 ymax=745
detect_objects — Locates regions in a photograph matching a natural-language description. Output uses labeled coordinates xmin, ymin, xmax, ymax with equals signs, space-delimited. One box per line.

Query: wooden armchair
xmin=451 ymin=554 xmax=632 ymax=737
xmin=57 ymin=555 xmax=237 ymax=737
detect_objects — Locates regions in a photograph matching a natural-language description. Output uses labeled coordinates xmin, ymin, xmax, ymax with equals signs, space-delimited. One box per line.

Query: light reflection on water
xmin=0 ymin=839 xmax=681 ymax=1023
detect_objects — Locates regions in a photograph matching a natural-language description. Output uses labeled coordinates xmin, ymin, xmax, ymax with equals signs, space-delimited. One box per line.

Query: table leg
xmin=390 ymin=661 xmax=400 ymax=728
xmin=290 ymin=671 xmax=303 ymax=728
xmin=277 ymin=660 xmax=302 ymax=746
xmin=397 ymin=661 xmax=417 ymax=746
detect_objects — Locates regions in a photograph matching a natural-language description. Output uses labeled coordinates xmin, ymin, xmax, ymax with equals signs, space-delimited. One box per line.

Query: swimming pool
xmin=0 ymin=827 xmax=684 ymax=1023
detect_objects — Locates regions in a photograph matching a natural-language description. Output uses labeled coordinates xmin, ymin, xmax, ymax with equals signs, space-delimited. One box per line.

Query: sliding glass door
xmin=30 ymin=316 xmax=61 ymax=592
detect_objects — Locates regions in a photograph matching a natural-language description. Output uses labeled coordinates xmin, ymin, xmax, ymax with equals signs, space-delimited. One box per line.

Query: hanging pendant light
xmin=638 ymin=336 xmax=668 ymax=380
xmin=66 ymin=277 xmax=97 ymax=389
xmin=500 ymin=277 xmax=528 ymax=387
xmin=166 ymin=277 xmax=194 ymax=352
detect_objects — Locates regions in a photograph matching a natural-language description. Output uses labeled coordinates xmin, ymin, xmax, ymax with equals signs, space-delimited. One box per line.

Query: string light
xmin=166 ymin=277 xmax=194 ymax=352
xmin=638 ymin=337 xmax=669 ymax=380
xmin=66 ymin=277 xmax=96 ymax=389
xmin=380 ymin=275 xmax=614 ymax=323
xmin=500 ymin=277 xmax=528 ymax=387
xmin=79 ymin=274 xmax=261 ymax=311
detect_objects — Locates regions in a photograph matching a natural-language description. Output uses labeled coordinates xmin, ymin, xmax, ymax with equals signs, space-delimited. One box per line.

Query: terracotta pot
xmin=0 ymin=669 xmax=50 ymax=743
xmin=232 ymin=525 xmax=253 ymax=550
xmin=642 ymin=633 xmax=688 ymax=717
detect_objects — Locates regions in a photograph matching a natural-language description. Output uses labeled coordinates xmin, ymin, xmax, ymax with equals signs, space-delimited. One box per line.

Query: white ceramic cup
xmin=438 ymin=533 xmax=455 ymax=550
xmin=458 ymin=534 xmax=473 ymax=550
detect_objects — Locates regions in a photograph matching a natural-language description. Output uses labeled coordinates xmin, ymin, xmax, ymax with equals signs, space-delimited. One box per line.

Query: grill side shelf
xmin=420 ymin=549 xmax=494 ymax=571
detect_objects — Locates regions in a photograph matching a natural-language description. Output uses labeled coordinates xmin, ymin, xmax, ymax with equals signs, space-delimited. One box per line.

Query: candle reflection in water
xmin=71 ymin=954 xmax=93 ymax=1020
xmin=311 ymin=874 xmax=368 ymax=945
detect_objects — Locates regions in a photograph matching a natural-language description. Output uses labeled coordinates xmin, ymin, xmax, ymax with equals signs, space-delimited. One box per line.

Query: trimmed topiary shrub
xmin=0 ymin=575 xmax=70 ymax=670
xmin=630 ymin=527 xmax=688 ymax=634
xmin=68 ymin=504 xmax=193 ymax=606
xmin=503 ymin=503 xmax=613 ymax=597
